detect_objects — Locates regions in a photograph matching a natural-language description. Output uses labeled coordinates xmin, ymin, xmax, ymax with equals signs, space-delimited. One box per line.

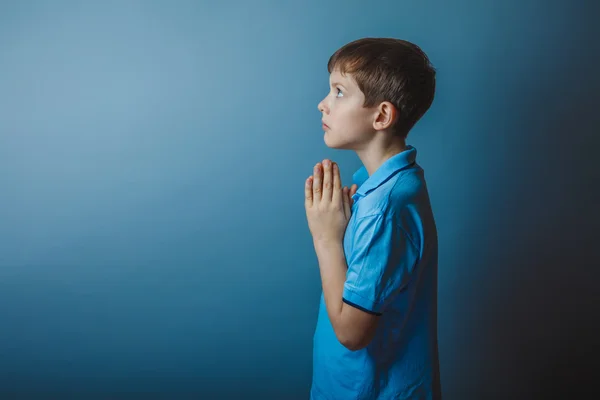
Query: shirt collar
xmin=351 ymin=145 xmax=417 ymax=200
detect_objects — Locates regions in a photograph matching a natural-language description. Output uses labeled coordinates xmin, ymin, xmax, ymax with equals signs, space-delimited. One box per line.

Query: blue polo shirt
xmin=311 ymin=146 xmax=441 ymax=400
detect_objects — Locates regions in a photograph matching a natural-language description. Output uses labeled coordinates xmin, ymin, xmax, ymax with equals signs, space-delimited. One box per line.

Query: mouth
xmin=322 ymin=121 xmax=330 ymax=130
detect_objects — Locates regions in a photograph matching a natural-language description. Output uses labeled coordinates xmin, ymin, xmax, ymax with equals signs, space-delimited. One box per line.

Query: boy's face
xmin=318 ymin=69 xmax=375 ymax=150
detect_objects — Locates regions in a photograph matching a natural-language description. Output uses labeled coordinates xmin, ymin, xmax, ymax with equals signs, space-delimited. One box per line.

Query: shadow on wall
xmin=465 ymin=22 xmax=599 ymax=399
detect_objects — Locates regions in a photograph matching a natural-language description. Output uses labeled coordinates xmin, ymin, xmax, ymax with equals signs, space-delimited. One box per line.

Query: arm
xmin=314 ymin=240 xmax=379 ymax=351
xmin=304 ymin=159 xmax=412 ymax=351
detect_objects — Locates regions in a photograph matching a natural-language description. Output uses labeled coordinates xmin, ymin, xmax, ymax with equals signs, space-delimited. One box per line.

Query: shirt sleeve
xmin=342 ymin=213 xmax=419 ymax=315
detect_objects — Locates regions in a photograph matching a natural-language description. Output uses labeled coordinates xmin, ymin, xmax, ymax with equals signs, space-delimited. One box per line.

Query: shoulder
xmin=352 ymin=165 xmax=434 ymax=249
xmin=354 ymin=164 xmax=429 ymax=219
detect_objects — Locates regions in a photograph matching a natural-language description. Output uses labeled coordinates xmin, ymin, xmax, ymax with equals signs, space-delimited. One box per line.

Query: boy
xmin=304 ymin=38 xmax=440 ymax=399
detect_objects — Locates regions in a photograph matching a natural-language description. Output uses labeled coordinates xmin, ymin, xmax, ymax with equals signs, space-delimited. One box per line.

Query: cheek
xmin=331 ymin=101 xmax=350 ymax=119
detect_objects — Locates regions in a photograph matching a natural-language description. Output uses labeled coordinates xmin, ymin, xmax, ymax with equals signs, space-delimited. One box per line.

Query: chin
xmin=324 ymin=132 xmax=352 ymax=149
xmin=324 ymin=131 xmax=344 ymax=149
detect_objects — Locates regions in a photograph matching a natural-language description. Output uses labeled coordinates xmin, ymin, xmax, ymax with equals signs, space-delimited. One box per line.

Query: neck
xmin=355 ymin=135 xmax=407 ymax=176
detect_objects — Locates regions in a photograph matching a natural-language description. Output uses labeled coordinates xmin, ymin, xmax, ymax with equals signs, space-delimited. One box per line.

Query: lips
xmin=322 ymin=121 xmax=330 ymax=129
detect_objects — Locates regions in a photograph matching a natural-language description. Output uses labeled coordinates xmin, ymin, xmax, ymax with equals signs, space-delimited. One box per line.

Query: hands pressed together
xmin=305 ymin=159 xmax=358 ymax=245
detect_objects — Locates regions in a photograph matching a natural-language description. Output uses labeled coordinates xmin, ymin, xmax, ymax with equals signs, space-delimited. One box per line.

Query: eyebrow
xmin=330 ymin=81 xmax=349 ymax=90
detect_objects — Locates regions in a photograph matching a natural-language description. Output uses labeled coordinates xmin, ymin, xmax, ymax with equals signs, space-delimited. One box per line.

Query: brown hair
xmin=327 ymin=38 xmax=436 ymax=137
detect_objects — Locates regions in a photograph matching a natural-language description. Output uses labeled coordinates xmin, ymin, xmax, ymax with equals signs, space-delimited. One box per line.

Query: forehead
xmin=329 ymin=69 xmax=355 ymax=86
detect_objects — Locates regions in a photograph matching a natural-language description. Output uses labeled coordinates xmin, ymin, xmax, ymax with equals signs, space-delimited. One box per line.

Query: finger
xmin=333 ymin=162 xmax=342 ymax=190
xmin=312 ymin=163 xmax=322 ymax=201
xmin=321 ymin=159 xmax=333 ymax=202
xmin=332 ymin=162 xmax=342 ymax=206
xmin=342 ymin=186 xmax=351 ymax=218
xmin=305 ymin=176 xmax=313 ymax=207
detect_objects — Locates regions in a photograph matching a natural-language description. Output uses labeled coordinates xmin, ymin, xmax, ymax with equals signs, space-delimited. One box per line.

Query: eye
xmin=336 ymin=88 xmax=344 ymax=98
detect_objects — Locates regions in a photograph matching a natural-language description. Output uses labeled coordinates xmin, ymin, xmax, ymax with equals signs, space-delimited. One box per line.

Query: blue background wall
xmin=1 ymin=0 xmax=598 ymax=398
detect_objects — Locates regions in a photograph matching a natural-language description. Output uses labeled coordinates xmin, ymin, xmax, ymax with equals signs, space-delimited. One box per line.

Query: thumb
xmin=349 ymin=184 xmax=358 ymax=204
xmin=342 ymin=187 xmax=351 ymax=219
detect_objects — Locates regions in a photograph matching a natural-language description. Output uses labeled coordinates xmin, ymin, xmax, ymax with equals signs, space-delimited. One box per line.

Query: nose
xmin=318 ymin=97 xmax=329 ymax=114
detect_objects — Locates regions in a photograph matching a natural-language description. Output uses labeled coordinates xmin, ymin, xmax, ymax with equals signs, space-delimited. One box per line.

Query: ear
xmin=373 ymin=101 xmax=397 ymax=131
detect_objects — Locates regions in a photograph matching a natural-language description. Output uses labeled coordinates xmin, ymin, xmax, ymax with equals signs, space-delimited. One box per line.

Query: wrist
xmin=314 ymin=236 xmax=340 ymax=247
xmin=313 ymin=238 xmax=343 ymax=256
